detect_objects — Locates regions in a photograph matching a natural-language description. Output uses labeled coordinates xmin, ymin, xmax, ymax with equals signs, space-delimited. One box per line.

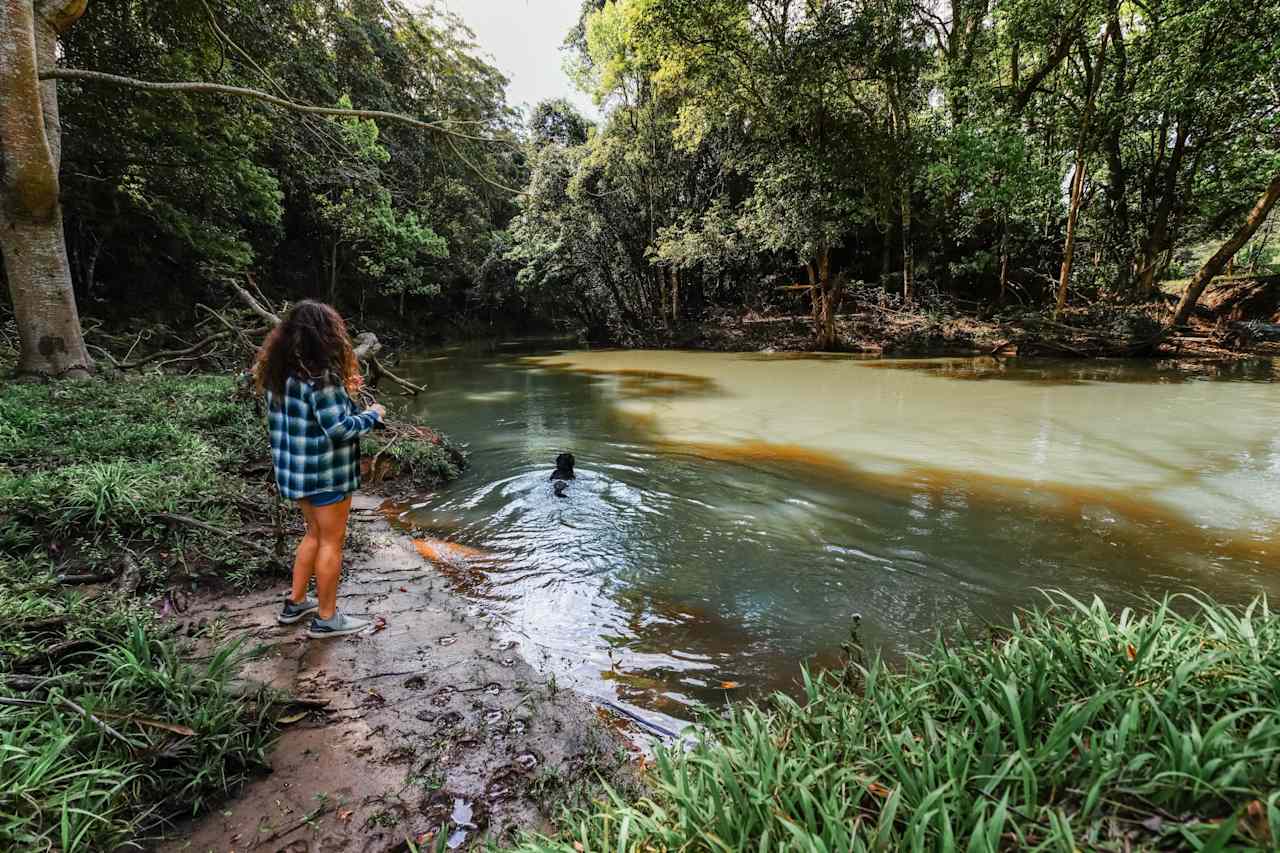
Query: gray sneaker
xmin=278 ymin=596 xmax=319 ymax=625
xmin=307 ymin=610 xmax=372 ymax=639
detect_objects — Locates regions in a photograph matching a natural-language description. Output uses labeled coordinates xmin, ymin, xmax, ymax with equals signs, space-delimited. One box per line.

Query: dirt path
xmin=162 ymin=494 xmax=633 ymax=853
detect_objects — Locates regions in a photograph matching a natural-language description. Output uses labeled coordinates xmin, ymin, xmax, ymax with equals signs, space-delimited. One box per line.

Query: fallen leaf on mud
xmin=372 ymin=616 xmax=388 ymax=634
xmin=276 ymin=711 xmax=308 ymax=725
xmin=447 ymin=829 xmax=468 ymax=849
xmin=1242 ymin=799 xmax=1270 ymax=842
xmin=337 ymin=809 xmax=354 ymax=823
xmin=719 ymin=681 xmax=741 ymax=689
xmin=364 ymin=689 xmax=386 ymax=707
xmin=450 ymin=798 xmax=475 ymax=828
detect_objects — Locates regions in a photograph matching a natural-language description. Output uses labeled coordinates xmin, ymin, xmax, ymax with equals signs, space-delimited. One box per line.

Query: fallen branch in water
xmin=370 ymin=356 xmax=426 ymax=395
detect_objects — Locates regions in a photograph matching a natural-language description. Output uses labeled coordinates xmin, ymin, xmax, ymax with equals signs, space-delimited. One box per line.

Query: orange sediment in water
xmin=411 ymin=537 xmax=495 ymax=566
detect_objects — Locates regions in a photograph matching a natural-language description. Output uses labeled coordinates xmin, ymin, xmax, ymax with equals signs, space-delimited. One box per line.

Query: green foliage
xmin=510 ymin=0 xmax=1280 ymax=342
xmin=58 ymin=0 xmax=520 ymax=323
xmin=0 ymin=376 xmax=268 ymax=580
xmin=0 ymin=584 xmax=278 ymax=852
xmin=364 ymin=429 xmax=468 ymax=490
xmin=509 ymin=593 xmax=1280 ymax=851
xmin=529 ymin=99 xmax=593 ymax=148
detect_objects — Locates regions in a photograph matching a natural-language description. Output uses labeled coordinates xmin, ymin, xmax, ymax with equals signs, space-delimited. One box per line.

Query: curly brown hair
xmin=253 ymin=300 xmax=363 ymax=399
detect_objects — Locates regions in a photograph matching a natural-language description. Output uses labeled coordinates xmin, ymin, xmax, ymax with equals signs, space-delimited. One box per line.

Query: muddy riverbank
xmin=163 ymin=493 xmax=638 ymax=852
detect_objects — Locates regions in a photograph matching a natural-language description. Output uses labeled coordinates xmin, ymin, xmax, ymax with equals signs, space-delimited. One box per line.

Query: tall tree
xmin=1 ymin=0 xmax=93 ymax=378
xmin=1166 ymin=171 xmax=1280 ymax=330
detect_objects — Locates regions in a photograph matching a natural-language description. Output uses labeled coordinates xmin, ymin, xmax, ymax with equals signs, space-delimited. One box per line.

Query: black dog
xmin=550 ymin=453 xmax=575 ymax=498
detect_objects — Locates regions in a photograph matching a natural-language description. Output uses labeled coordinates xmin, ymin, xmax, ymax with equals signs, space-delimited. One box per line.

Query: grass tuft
xmin=0 ymin=578 xmax=278 ymax=852
xmin=509 ymin=593 xmax=1280 ymax=851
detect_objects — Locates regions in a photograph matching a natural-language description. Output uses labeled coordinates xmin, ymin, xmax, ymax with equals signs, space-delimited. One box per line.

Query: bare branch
xmin=231 ymin=280 xmax=281 ymax=326
xmin=41 ymin=67 xmax=500 ymax=137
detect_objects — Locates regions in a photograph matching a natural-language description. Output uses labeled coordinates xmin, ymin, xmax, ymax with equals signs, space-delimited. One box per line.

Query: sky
xmin=439 ymin=0 xmax=597 ymax=119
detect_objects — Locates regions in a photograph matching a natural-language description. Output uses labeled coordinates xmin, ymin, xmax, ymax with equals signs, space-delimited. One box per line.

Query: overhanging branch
xmin=39 ymin=67 xmax=527 ymax=195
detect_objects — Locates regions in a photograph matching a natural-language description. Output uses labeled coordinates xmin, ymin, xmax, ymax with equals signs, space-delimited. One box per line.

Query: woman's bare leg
xmin=290 ymin=500 xmax=320 ymax=604
xmin=308 ymin=496 xmax=353 ymax=619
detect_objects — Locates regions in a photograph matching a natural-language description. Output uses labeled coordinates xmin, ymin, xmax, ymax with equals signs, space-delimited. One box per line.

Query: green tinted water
xmin=398 ymin=348 xmax=1280 ymax=723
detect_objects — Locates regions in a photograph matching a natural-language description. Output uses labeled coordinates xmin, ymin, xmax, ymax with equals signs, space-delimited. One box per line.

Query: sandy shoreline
xmin=161 ymin=493 xmax=635 ymax=852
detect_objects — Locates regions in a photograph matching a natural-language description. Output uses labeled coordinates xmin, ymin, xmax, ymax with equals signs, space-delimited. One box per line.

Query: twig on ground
xmin=251 ymin=805 xmax=332 ymax=849
xmin=196 ymin=303 xmax=259 ymax=352
xmin=56 ymin=572 xmax=115 ymax=585
xmin=368 ymin=435 xmax=403 ymax=481
xmin=17 ymin=615 xmax=71 ymax=633
xmin=0 ymin=696 xmax=135 ymax=747
xmin=122 ymin=329 xmax=147 ymax=363
xmin=151 ymin=512 xmax=282 ymax=563
xmin=59 ymin=696 xmax=135 ymax=746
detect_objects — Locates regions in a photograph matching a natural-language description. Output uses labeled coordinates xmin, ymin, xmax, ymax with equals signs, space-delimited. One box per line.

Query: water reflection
xmin=396 ymin=349 xmax=1280 ymax=723
xmin=862 ymin=355 xmax=1280 ymax=385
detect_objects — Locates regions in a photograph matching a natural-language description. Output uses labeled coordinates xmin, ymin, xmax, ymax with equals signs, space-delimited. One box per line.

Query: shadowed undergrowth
xmin=0 ymin=377 xmax=283 ymax=850
xmin=511 ymin=593 xmax=1280 ymax=851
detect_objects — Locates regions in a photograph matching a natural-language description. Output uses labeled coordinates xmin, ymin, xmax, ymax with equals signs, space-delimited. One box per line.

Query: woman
xmin=254 ymin=301 xmax=385 ymax=638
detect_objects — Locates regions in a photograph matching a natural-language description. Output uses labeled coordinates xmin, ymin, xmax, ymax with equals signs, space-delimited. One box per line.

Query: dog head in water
xmin=550 ymin=452 xmax=576 ymax=481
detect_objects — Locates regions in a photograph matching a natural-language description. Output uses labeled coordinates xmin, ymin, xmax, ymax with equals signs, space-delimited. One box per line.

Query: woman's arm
xmin=308 ymin=384 xmax=382 ymax=442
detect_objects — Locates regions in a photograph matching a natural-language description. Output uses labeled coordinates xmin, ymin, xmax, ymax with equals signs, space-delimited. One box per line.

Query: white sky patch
xmin=438 ymin=0 xmax=598 ymax=121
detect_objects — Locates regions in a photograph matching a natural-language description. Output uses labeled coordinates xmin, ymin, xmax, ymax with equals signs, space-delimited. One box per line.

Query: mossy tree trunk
xmin=1 ymin=0 xmax=93 ymax=378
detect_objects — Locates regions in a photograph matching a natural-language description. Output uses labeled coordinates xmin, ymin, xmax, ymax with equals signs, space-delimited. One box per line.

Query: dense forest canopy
xmin=57 ymin=0 xmax=523 ymax=318
xmin=517 ymin=0 xmax=1280 ymax=345
xmin=1 ymin=0 xmax=1279 ymax=372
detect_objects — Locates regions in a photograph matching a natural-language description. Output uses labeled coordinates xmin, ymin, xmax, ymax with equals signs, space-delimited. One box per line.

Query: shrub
xmin=510 ymin=593 xmax=1280 ymax=851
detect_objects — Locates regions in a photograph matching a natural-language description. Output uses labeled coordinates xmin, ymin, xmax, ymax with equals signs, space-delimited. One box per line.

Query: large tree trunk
xmin=0 ymin=0 xmax=93 ymax=378
xmin=887 ymin=86 xmax=914 ymax=301
xmin=1166 ymin=171 xmax=1280 ymax=330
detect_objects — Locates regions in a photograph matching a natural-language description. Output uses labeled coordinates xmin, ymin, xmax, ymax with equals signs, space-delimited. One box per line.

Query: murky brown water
xmin=397 ymin=347 xmax=1280 ymax=726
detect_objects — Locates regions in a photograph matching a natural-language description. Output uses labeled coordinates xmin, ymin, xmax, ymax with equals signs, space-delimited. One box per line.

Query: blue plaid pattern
xmin=266 ymin=375 xmax=381 ymax=500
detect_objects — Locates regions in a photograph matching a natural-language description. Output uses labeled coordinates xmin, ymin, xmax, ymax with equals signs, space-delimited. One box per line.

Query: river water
xmin=397 ymin=347 xmax=1280 ymax=724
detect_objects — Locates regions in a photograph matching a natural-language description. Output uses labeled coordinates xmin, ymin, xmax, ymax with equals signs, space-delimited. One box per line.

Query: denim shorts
xmin=301 ymin=491 xmax=349 ymax=507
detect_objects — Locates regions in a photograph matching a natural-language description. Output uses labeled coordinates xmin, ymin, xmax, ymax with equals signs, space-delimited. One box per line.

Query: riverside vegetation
xmin=509 ymin=595 xmax=1280 ymax=851
xmin=3 ymin=0 xmax=1280 ymax=378
xmin=0 ymin=350 xmax=465 ymax=850
xmin=3 ymin=349 xmax=1280 ymax=851
xmin=3 ymin=0 xmax=1280 ymax=849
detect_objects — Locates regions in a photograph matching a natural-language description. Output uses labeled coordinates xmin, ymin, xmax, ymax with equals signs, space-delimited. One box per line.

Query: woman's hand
xmin=369 ymin=403 xmax=387 ymax=421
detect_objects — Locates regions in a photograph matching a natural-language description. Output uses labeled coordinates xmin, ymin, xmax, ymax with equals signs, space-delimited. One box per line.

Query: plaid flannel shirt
xmin=266 ymin=374 xmax=380 ymax=500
